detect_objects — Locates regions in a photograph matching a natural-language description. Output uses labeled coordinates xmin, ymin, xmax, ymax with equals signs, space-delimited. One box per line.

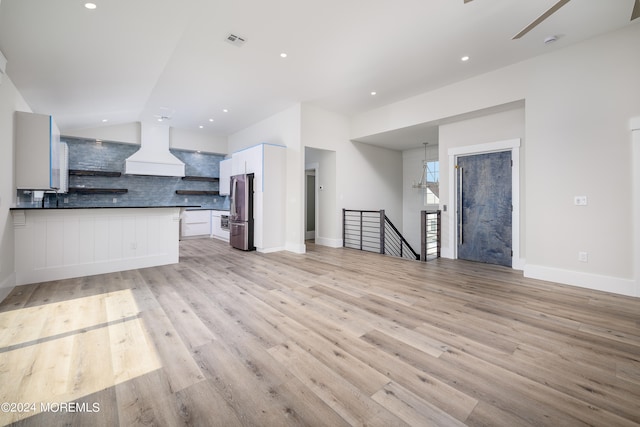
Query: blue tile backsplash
xmin=21 ymin=137 xmax=229 ymax=209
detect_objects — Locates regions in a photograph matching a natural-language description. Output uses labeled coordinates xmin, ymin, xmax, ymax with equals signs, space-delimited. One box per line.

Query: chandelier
xmin=412 ymin=142 xmax=430 ymax=189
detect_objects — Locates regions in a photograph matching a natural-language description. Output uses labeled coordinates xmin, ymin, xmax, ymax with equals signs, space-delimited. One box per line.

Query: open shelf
xmin=69 ymin=188 xmax=128 ymax=194
xmin=181 ymin=176 xmax=219 ymax=182
xmin=175 ymin=190 xmax=219 ymax=196
xmin=69 ymin=169 xmax=122 ymax=177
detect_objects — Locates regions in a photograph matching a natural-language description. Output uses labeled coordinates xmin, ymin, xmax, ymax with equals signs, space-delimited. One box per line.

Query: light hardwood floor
xmin=1 ymin=238 xmax=639 ymax=426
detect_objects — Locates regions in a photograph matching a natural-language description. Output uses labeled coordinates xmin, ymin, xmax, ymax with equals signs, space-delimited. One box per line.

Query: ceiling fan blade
xmin=512 ymin=0 xmax=572 ymax=39
xmin=632 ymin=0 xmax=640 ymax=20
xmin=464 ymin=0 xmax=474 ymax=3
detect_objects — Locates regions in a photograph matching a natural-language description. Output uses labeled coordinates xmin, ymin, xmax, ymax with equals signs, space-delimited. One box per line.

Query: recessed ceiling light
xmin=280 ymin=53 xmax=288 ymax=58
xmin=84 ymin=3 xmax=97 ymax=9
xmin=223 ymin=109 xmax=228 ymax=113
xmin=199 ymin=125 xmax=204 ymax=129
xmin=208 ymin=118 xmax=214 ymax=122
xmin=101 ymin=119 xmax=108 ymax=123
xmin=461 ymin=55 xmax=470 ymax=62
xmin=370 ymin=91 xmax=377 ymax=96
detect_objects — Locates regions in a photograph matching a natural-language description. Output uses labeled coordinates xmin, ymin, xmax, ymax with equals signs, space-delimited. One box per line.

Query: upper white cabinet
xmin=15 ymin=111 xmax=61 ymax=190
xmin=219 ymin=158 xmax=231 ymax=195
xmin=230 ymin=143 xmax=286 ymax=252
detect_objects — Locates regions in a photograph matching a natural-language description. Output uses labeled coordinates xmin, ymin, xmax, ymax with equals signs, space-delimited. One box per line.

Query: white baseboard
xmin=0 ymin=273 xmax=16 ymax=303
xmin=524 ymin=264 xmax=638 ymax=298
xmin=257 ymin=246 xmax=287 ymax=254
xmin=16 ymin=254 xmax=178 ymax=287
xmin=512 ymin=257 xmax=526 ymax=271
xmin=314 ymin=237 xmax=342 ymax=248
xmin=284 ymin=242 xmax=306 ymax=254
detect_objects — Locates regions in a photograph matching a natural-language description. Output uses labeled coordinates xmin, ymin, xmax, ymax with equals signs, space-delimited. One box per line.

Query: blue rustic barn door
xmin=456 ymin=151 xmax=512 ymax=267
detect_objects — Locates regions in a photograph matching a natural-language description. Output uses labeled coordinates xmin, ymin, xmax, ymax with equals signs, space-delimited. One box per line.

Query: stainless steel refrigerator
xmin=229 ymin=173 xmax=255 ymax=251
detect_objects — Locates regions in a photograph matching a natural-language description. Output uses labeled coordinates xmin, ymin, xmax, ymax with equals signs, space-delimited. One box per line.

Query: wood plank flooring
xmin=1 ymin=238 xmax=639 ymax=426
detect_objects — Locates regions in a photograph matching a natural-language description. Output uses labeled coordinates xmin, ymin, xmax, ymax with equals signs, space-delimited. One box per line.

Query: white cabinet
xmin=219 ymin=159 xmax=231 ymax=195
xmin=230 ymin=143 xmax=286 ymax=252
xmin=181 ymin=210 xmax=211 ymax=238
xmin=211 ymin=210 xmax=230 ymax=241
xmin=15 ymin=111 xmax=61 ymax=190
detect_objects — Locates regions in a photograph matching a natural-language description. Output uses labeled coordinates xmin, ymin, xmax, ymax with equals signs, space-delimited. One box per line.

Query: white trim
xmin=524 ymin=264 xmax=638 ymax=298
xmin=257 ymin=246 xmax=288 ymax=254
xmin=305 ymin=163 xmax=319 ymax=242
xmin=631 ymin=117 xmax=640 ymax=297
xmin=447 ymin=138 xmax=521 ymax=269
xmin=285 ymin=242 xmax=306 ymax=254
xmin=315 ymin=237 xmax=343 ymax=248
xmin=0 ymin=273 xmax=15 ymax=303
xmin=448 ymin=139 xmax=520 ymax=157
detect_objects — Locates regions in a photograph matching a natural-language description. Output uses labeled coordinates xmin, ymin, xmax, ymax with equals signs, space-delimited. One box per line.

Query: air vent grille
xmin=225 ymin=33 xmax=247 ymax=46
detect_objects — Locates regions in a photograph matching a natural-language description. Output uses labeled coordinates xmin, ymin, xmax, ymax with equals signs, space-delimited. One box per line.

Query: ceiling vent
xmin=225 ymin=33 xmax=247 ymax=47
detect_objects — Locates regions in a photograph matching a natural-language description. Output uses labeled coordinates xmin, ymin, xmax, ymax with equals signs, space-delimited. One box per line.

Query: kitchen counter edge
xmin=10 ymin=205 xmax=201 ymax=211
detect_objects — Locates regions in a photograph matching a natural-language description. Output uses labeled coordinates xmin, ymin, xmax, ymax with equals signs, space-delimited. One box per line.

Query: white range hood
xmin=125 ymin=123 xmax=185 ymax=177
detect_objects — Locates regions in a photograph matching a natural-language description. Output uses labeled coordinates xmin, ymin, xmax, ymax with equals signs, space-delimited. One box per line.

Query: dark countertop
xmin=10 ymin=205 xmax=200 ymax=211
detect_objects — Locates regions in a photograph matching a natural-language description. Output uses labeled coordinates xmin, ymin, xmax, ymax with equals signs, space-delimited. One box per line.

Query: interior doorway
xmin=448 ymin=138 xmax=521 ymax=268
xmin=305 ymin=169 xmax=316 ymax=241
xmin=456 ymin=150 xmax=512 ymax=267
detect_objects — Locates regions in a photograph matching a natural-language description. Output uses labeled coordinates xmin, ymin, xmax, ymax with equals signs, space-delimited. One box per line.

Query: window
xmin=424 ymin=161 xmax=439 ymax=206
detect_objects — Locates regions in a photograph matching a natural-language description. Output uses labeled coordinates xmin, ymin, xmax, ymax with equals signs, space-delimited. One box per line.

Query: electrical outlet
xmin=112 ymin=198 xmax=117 ymax=203
xmin=130 ymin=242 xmax=137 ymax=250
xmin=574 ymin=196 xmax=587 ymax=206
xmin=184 ymin=198 xmax=188 ymax=203
xmin=64 ymin=198 xmax=69 ymax=203
xmin=578 ymin=251 xmax=588 ymax=262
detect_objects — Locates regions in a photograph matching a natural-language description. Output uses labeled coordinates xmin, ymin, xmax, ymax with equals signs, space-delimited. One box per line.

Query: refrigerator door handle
xmin=230 ymin=178 xmax=237 ymax=219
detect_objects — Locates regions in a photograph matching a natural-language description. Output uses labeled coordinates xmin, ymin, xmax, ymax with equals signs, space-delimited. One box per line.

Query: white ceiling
xmin=0 ymin=0 xmax=637 ymax=150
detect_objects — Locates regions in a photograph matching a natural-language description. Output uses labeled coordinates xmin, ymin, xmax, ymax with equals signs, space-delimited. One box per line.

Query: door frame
xmin=305 ymin=163 xmax=319 ymax=241
xmin=447 ymin=138 xmax=522 ymax=269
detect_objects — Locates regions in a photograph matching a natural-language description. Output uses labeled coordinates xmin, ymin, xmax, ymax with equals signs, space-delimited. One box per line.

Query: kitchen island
xmin=11 ymin=206 xmax=193 ymax=285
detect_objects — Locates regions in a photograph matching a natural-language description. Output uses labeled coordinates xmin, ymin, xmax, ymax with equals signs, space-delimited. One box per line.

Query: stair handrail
xmin=382 ymin=212 xmax=419 ymax=260
xmin=342 ymin=209 xmax=419 ymax=261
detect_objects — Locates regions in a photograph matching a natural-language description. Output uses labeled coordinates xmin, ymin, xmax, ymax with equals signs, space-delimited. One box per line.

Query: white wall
xmin=64 ymin=122 xmax=140 ymax=144
xmin=632 ymin=117 xmax=640 ymax=296
xmin=439 ymin=107 xmax=525 ymax=260
xmin=170 ymin=127 xmax=227 ymax=154
xmin=301 ymin=104 xmax=404 ymax=243
xmin=353 ymin=23 xmax=640 ymax=296
xmin=523 ymin=25 xmax=639 ymax=296
xmin=0 ymin=73 xmax=30 ymax=298
xmin=63 ymin=122 xmax=228 ymax=154
xmin=305 ymin=147 xmax=338 ymax=247
xmin=351 ymin=63 xmax=527 ymax=141
xmin=228 ymin=104 xmax=304 ymax=252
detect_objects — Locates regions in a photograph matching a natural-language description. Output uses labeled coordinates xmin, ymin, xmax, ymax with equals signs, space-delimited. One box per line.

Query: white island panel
xmin=63 ymin=216 xmax=80 ymax=266
xmin=13 ymin=207 xmax=181 ymax=285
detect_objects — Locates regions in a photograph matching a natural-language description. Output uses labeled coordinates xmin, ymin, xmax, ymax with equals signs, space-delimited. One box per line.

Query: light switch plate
xmin=574 ymin=196 xmax=587 ymax=206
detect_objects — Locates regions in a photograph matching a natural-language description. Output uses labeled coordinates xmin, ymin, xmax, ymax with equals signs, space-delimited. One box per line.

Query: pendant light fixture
xmin=412 ymin=142 xmax=430 ymax=189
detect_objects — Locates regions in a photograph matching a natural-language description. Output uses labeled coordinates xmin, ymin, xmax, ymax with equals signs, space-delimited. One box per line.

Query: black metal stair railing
xmin=343 ymin=209 xmax=419 ymax=261
xmin=420 ymin=210 xmax=441 ymax=261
